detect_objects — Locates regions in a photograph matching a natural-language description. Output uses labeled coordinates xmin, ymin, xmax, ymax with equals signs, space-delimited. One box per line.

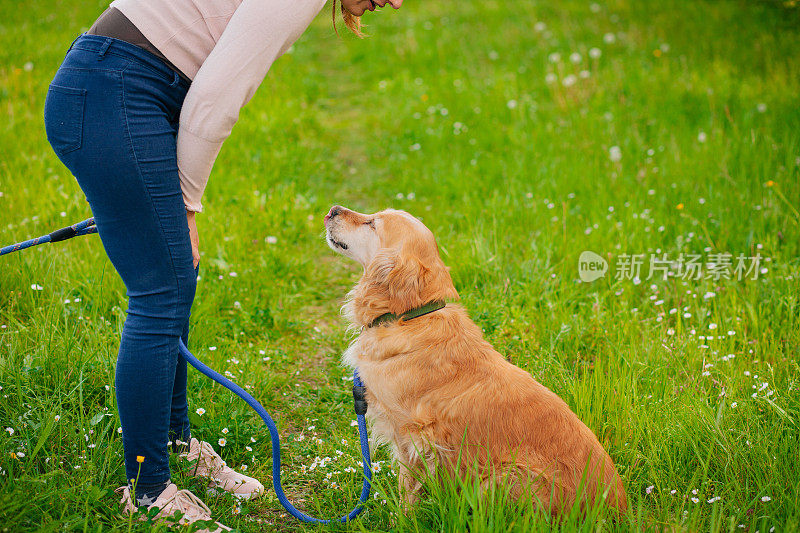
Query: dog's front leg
xmin=397 ymin=461 xmax=422 ymax=513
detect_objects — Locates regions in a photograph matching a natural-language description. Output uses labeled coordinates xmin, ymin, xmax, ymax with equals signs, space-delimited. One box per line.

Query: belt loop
xmin=97 ymin=38 xmax=113 ymax=60
xmin=170 ymin=71 xmax=181 ymax=88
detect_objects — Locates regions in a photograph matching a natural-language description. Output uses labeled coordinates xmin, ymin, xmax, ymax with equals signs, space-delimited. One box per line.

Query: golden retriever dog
xmin=324 ymin=205 xmax=627 ymax=516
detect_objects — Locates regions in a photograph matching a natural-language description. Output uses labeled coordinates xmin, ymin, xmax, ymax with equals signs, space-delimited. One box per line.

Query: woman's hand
xmin=341 ymin=0 xmax=402 ymax=16
xmin=186 ymin=210 xmax=200 ymax=269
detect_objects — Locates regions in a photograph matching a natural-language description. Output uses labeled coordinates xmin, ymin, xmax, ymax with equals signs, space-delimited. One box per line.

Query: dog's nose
xmin=324 ymin=205 xmax=342 ymax=223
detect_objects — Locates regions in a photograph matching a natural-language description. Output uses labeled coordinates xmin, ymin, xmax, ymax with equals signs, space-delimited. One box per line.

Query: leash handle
xmin=1 ymin=218 xmax=96 ymax=256
xmin=178 ymin=340 xmax=372 ymax=524
xmin=49 ymin=217 xmax=96 ymax=242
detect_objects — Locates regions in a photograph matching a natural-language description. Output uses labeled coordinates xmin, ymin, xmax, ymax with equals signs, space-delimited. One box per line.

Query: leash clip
xmin=352 ymin=384 xmax=368 ymax=415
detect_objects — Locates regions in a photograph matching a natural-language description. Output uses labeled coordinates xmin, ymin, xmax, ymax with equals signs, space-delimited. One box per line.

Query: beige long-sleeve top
xmin=111 ymin=0 xmax=327 ymax=212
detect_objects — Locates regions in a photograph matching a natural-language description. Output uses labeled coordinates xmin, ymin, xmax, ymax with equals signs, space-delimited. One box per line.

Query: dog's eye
xmin=364 ymin=220 xmax=375 ymax=229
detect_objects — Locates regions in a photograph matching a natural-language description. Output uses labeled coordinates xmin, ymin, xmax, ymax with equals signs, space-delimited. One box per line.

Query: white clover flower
xmin=569 ymin=52 xmax=582 ymax=64
xmin=579 ymin=70 xmax=591 ymax=79
xmin=548 ymin=52 xmax=561 ymax=63
xmin=545 ymin=73 xmax=557 ymax=84
xmin=698 ymin=131 xmax=707 ymax=143
xmin=646 ymin=485 xmax=654 ymax=494
xmin=266 ymin=236 xmax=278 ymax=244
xmin=31 ymin=284 xmax=43 ymax=291
xmin=507 ymin=99 xmax=518 ymax=109
xmin=562 ymin=75 xmax=577 ymax=87
xmin=534 ymin=22 xmax=546 ymax=32
xmin=709 ymin=323 xmax=717 ymax=330
xmin=603 ymin=32 xmax=616 ymax=44
xmin=761 ymin=495 xmax=771 ymax=502
xmin=589 ymin=47 xmax=602 ymax=59
xmin=609 ymin=146 xmax=622 ymax=162
xmin=757 ymin=103 xmax=767 ymax=113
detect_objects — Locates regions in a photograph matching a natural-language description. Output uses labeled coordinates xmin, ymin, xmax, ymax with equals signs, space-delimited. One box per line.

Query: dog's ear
xmin=363 ymin=241 xmax=459 ymax=315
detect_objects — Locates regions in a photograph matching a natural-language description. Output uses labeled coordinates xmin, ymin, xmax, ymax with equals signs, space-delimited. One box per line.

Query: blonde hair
xmin=332 ymin=0 xmax=364 ymax=37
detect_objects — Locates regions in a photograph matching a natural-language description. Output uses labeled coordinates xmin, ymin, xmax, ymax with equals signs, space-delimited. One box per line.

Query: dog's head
xmin=324 ymin=205 xmax=459 ymax=324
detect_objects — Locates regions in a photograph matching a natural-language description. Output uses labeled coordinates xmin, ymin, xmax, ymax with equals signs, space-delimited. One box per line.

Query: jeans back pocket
xmin=44 ymin=84 xmax=87 ymax=156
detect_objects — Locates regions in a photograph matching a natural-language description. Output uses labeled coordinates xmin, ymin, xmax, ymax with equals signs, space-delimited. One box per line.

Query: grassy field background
xmin=1 ymin=0 xmax=799 ymax=531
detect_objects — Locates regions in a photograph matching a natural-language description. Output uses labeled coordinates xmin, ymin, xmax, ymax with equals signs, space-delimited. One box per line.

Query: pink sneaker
xmin=116 ymin=483 xmax=230 ymax=532
xmin=181 ymin=438 xmax=265 ymax=500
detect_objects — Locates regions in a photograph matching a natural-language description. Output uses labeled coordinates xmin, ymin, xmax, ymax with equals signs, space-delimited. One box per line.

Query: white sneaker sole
xmin=206 ymin=486 xmax=265 ymax=501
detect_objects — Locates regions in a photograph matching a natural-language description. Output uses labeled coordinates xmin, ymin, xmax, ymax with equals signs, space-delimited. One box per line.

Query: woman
xmin=44 ymin=0 xmax=402 ymax=528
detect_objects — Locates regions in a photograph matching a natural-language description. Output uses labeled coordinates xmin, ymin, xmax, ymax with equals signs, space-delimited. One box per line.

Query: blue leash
xmin=2 ymin=219 xmax=373 ymax=523
xmin=179 ymin=341 xmax=372 ymax=523
xmin=0 ymin=217 xmax=97 ymax=256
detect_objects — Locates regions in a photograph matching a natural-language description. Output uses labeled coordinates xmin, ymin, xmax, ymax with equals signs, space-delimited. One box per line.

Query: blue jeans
xmin=44 ymin=34 xmax=195 ymax=484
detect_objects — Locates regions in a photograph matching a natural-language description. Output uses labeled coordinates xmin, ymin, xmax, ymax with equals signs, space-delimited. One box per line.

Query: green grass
xmin=1 ymin=0 xmax=799 ymax=530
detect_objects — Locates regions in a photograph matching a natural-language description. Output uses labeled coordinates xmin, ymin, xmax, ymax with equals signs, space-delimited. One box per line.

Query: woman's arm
xmin=177 ymin=0 xmax=326 ymax=213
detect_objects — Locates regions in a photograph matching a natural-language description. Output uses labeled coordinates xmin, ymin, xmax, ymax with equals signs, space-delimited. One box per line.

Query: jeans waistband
xmin=69 ymin=33 xmax=190 ymax=90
